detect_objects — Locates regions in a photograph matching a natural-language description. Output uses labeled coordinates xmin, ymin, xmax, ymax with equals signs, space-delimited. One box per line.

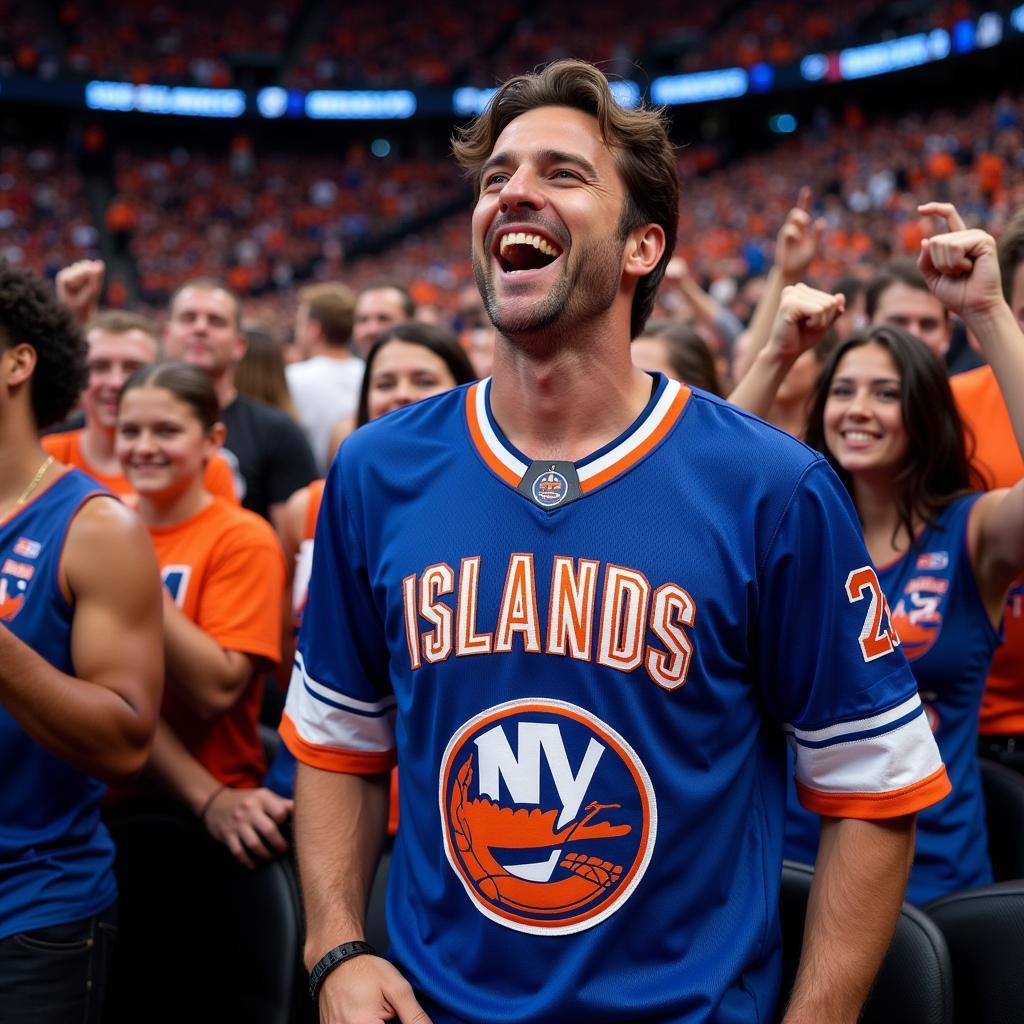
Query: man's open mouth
xmin=496 ymin=231 xmax=563 ymax=273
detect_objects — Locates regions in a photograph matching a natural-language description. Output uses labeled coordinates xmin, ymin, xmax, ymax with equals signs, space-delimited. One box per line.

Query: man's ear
xmin=624 ymin=224 xmax=666 ymax=280
xmin=2 ymin=343 xmax=37 ymax=387
xmin=210 ymin=421 xmax=227 ymax=447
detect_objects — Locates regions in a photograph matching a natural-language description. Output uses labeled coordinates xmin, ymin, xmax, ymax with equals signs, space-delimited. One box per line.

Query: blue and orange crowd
xmin=2 ymin=5 xmax=1024 ymax=1021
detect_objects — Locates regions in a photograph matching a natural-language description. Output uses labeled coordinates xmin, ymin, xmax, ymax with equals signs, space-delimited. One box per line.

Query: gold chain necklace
xmin=17 ymin=455 xmax=55 ymax=505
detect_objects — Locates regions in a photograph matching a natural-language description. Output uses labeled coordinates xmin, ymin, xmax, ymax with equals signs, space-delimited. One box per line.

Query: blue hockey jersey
xmin=284 ymin=375 xmax=949 ymax=1024
xmin=785 ymin=492 xmax=995 ymax=904
xmin=0 ymin=468 xmax=117 ymax=939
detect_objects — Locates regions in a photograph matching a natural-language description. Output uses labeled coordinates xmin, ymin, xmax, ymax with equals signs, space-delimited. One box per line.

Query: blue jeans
xmin=0 ymin=904 xmax=117 ymax=1023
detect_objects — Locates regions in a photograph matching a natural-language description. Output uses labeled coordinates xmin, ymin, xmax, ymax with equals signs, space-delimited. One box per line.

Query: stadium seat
xmin=924 ymin=881 xmax=1024 ymax=1024
xmin=979 ymin=757 xmax=1024 ymax=881
xmin=776 ymin=860 xmax=953 ymax=1024
xmin=103 ymin=801 xmax=301 ymax=1024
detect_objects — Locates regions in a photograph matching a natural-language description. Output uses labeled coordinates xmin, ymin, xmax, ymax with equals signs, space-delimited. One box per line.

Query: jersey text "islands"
xmin=402 ymin=554 xmax=697 ymax=690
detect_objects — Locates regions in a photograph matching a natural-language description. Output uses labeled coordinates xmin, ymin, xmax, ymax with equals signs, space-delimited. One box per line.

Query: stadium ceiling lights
xmin=2 ymin=7 xmax=1015 ymax=121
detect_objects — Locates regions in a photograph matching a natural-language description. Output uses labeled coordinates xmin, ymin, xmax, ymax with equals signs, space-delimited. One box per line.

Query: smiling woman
xmin=809 ymin=326 xmax=973 ymax=547
xmin=354 ymin=321 xmax=476 ymax=427
xmin=111 ymin=361 xmax=290 ymax=869
xmin=763 ymin=208 xmax=1024 ymax=905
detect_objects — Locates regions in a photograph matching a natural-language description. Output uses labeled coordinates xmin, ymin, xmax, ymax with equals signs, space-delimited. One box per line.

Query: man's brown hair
xmin=998 ymin=209 xmax=1024 ymax=304
xmin=85 ymin=310 xmax=160 ymax=347
xmin=452 ymin=59 xmax=678 ymax=340
xmin=299 ymin=282 xmax=357 ymax=346
xmin=865 ymin=258 xmax=946 ymax=322
xmin=168 ymin=277 xmax=242 ymax=330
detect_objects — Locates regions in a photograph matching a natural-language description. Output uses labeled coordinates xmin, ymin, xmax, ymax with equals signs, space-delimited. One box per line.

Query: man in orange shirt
xmin=956 ymin=211 xmax=1024 ymax=768
xmin=48 ymin=266 xmax=237 ymax=501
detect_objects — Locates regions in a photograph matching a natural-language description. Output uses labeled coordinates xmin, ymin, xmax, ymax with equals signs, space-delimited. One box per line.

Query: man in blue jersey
xmin=284 ymin=61 xmax=950 ymax=1024
xmin=0 ymin=265 xmax=163 ymax=1022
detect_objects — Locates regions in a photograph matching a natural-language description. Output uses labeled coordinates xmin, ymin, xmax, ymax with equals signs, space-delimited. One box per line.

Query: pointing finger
xmin=918 ymin=201 xmax=966 ymax=233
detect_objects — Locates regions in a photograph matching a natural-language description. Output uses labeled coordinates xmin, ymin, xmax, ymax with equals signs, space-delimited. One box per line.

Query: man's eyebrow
xmin=480 ymin=149 xmax=599 ymax=179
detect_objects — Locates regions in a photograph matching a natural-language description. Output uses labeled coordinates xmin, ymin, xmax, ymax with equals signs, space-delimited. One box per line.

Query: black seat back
xmin=979 ymin=757 xmax=1024 ymax=881
xmin=925 ymin=881 xmax=1024 ymax=1024
xmin=778 ymin=860 xmax=953 ymax=1024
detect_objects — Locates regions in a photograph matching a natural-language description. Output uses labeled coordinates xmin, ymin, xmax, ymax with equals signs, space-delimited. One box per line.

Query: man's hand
xmin=203 ymin=785 xmax=293 ymax=868
xmin=318 ymin=954 xmax=432 ymax=1024
xmin=56 ymin=259 xmax=105 ymax=325
xmin=776 ymin=187 xmax=825 ymax=284
xmin=917 ymin=202 xmax=1004 ymax=321
xmin=768 ymin=284 xmax=845 ymax=363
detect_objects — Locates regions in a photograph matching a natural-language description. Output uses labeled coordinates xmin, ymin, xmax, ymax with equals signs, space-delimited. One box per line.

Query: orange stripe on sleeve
xmin=279 ymin=713 xmax=397 ymax=775
xmin=797 ymin=764 xmax=950 ymax=819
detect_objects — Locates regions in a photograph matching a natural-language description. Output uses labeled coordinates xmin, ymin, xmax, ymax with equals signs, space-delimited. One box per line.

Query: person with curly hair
xmin=0 ymin=264 xmax=163 ymax=1023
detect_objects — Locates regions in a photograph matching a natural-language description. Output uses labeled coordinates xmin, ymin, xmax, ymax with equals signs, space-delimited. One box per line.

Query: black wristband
xmin=308 ymin=940 xmax=377 ymax=1002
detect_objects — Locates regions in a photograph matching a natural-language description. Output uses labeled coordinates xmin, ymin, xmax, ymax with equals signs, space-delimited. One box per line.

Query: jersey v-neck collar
xmin=464 ymin=373 xmax=691 ymax=497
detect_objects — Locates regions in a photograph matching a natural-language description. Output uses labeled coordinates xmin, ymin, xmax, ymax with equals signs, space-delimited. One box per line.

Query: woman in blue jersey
xmin=734 ymin=203 xmax=1024 ymax=903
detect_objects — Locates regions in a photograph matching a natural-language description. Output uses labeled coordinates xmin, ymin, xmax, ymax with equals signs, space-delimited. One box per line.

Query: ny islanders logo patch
xmin=532 ymin=470 xmax=568 ymax=508
xmin=439 ymin=699 xmax=656 ymax=935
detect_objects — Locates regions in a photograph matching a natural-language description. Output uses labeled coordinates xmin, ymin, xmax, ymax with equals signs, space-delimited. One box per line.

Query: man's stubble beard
xmin=473 ymin=230 xmax=626 ymax=352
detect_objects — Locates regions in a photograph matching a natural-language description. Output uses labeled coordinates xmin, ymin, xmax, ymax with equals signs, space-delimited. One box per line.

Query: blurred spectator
xmin=352 ymin=281 xmax=416 ymax=357
xmin=236 ymin=323 xmax=297 ymax=420
xmin=632 ymin=320 xmax=724 ymax=396
xmin=163 ymin=279 xmax=316 ymax=529
xmin=285 ymin=282 xmax=363 ymax=472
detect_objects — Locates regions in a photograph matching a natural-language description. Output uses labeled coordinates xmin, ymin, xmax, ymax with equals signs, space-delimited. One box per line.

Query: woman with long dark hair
xmin=734 ymin=204 xmax=1024 ymax=903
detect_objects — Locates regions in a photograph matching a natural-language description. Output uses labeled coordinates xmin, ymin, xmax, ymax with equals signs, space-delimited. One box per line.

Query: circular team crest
xmin=439 ymin=699 xmax=656 ymax=936
xmin=532 ymin=469 xmax=568 ymax=508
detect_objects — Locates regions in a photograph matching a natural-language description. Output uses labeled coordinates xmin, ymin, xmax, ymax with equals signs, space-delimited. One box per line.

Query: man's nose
xmin=499 ymin=166 xmax=544 ymax=213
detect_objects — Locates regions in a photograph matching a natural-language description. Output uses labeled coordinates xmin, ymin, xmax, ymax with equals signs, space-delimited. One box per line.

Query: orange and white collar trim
xmin=465 ymin=375 xmax=691 ymax=495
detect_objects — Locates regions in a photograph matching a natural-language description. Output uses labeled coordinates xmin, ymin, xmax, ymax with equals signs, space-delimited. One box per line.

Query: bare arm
xmin=55 ymin=259 xmax=105 ymax=325
xmin=161 ymin=590 xmax=258 ymax=721
xmin=728 ymin=284 xmax=844 ymax=417
xmin=733 ymin=188 xmax=825 ymax=380
xmin=146 ymin=719 xmax=292 ymax=867
xmin=663 ymin=257 xmax=744 ymax=350
xmin=917 ymin=203 xmax=1024 ymax=609
xmin=782 ymin=815 xmax=916 ymax=1024
xmin=295 ymin=763 xmax=430 ymax=1024
xmin=0 ymin=496 xmax=162 ymax=782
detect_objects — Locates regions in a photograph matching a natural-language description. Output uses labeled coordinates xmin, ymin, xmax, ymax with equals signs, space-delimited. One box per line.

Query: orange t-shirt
xmin=152 ymin=497 xmax=285 ymax=786
xmin=43 ymin=429 xmax=238 ymax=503
xmin=952 ymin=366 xmax=1024 ymax=733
